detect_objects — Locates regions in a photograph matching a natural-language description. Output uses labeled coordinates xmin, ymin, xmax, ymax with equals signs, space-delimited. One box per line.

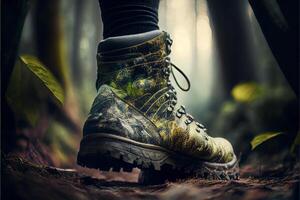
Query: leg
xmin=99 ymin=0 xmax=159 ymax=39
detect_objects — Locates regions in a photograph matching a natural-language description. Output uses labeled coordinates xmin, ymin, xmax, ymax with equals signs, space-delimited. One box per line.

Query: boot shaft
xmin=96 ymin=32 xmax=173 ymax=110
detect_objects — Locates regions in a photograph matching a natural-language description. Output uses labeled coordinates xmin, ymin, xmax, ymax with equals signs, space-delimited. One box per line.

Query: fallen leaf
xmin=251 ymin=132 xmax=283 ymax=150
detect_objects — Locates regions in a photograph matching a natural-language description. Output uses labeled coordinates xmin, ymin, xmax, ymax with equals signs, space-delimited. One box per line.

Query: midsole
xmin=82 ymin=133 xmax=172 ymax=153
xmin=80 ymin=133 xmax=237 ymax=167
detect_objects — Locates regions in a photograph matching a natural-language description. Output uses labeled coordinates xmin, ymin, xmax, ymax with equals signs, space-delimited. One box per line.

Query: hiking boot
xmin=77 ymin=30 xmax=239 ymax=180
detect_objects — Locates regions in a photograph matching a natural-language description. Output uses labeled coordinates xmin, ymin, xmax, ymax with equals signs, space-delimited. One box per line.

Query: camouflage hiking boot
xmin=77 ymin=30 xmax=239 ymax=180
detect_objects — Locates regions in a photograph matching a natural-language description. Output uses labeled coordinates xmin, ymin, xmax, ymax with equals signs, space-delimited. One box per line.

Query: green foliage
xmin=221 ymin=101 xmax=237 ymax=113
xmin=46 ymin=122 xmax=78 ymax=166
xmin=290 ymin=131 xmax=300 ymax=154
xmin=231 ymin=82 xmax=264 ymax=103
xmin=230 ymin=82 xmax=297 ymax=155
xmin=20 ymin=55 xmax=65 ymax=104
xmin=6 ymin=55 xmax=65 ymax=126
xmin=250 ymin=132 xmax=283 ymax=150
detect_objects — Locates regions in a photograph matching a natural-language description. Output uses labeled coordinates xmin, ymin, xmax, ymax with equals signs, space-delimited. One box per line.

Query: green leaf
xmin=6 ymin=55 xmax=65 ymax=126
xmin=251 ymin=132 xmax=283 ymax=150
xmin=231 ymin=82 xmax=264 ymax=103
xmin=290 ymin=131 xmax=300 ymax=153
xmin=20 ymin=55 xmax=64 ymax=104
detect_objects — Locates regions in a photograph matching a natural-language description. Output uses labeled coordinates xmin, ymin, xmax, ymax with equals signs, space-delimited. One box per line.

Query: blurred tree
xmin=207 ymin=0 xmax=259 ymax=96
xmin=2 ymin=0 xmax=82 ymax=166
xmin=31 ymin=0 xmax=82 ymax=166
xmin=1 ymin=0 xmax=30 ymax=153
xmin=34 ymin=0 xmax=68 ymax=87
xmin=69 ymin=0 xmax=100 ymax=115
xmin=71 ymin=0 xmax=84 ymax=85
xmin=34 ymin=0 xmax=81 ymax=134
xmin=249 ymin=0 xmax=299 ymax=97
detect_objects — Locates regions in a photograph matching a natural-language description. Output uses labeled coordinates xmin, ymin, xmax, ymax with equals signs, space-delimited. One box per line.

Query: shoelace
xmin=163 ymin=34 xmax=207 ymax=134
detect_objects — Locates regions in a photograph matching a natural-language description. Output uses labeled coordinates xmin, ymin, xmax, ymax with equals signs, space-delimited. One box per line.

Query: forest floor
xmin=2 ymin=155 xmax=299 ymax=200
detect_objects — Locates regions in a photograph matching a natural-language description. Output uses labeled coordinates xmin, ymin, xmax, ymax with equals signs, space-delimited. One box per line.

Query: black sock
xmin=99 ymin=0 xmax=160 ymax=39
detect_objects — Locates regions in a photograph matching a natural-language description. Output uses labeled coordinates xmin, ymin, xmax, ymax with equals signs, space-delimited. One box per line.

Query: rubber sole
xmin=77 ymin=133 xmax=239 ymax=183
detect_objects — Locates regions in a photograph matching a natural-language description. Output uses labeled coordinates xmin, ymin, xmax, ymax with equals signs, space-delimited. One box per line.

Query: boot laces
xmin=163 ymin=35 xmax=207 ymax=135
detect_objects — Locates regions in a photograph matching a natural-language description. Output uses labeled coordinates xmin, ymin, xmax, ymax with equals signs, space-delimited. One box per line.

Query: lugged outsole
xmin=77 ymin=133 xmax=239 ymax=184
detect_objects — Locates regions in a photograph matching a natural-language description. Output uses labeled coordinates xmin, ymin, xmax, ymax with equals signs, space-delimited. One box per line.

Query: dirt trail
xmin=2 ymin=156 xmax=299 ymax=200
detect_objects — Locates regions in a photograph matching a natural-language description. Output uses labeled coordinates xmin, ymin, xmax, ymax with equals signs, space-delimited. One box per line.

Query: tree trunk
xmin=249 ymin=0 xmax=299 ymax=96
xmin=1 ymin=0 xmax=30 ymax=153
xmin=207 ymin=0 xmax=258 ymax=95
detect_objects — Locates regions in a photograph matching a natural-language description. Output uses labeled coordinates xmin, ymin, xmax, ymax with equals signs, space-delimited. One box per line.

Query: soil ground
xmin=2 ymin=155 xmax=299 ymax=200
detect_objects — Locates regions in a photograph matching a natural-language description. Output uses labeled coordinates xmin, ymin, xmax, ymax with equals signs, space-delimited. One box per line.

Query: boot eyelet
xmin=171 ymin=99 xmax=177 ymax=105
xmin=185 ymin=118 xmax=192 ymax=125
xmin=186 ymin=114 xmax=194 ymax=121
xmin=196 ymin=122 xmax=205 ymax=129
xmin=167 ymin=81 xmax=172 ymax=87
xmin=178 ymin=110 xmax=185 ymax=114
xmin=204 ymin=135 xmax=209 ymax=141
xmin=176 ymin=112 xmax=182 ymax=118
xmin=170 ymin=104 xmax=175 ymax=109
xmin=166 ymin=45 xmax=172 ymax=54
xmin=165 ymin=57 xmax=171 ymax=63
xmin=177 ymin=107 xmax=186 ymax=114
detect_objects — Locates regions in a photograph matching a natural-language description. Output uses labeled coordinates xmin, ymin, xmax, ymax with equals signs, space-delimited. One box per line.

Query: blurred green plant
xmin=250 ymin=132 xmax=283 ymax=150
xmin=6 ymin=55 xmax=65 ymax=126
xmin=46 ymin=122 xmax=79 ymax=166
xmin=290 ymin=131 xmax=300 ymax=154
xmin=20 ymin=55 xmax=65 ymax=104
xmin=5 ymin=54 xmax=80 ymax=167
xmin=230 ymin=82 xmax=300 ymax=153
xmin=231 ymin=82 xmax=264 ymax=103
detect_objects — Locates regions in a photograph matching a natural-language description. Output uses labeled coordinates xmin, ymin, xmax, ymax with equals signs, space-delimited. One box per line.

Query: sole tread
xmin=77 ymin=134 xmax=239 ymax=184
